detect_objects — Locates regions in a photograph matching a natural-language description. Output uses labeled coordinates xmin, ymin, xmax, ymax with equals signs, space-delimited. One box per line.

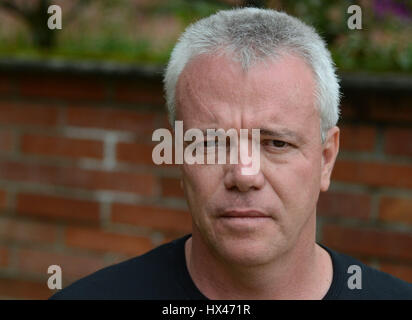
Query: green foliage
xmin=0 ymin=0 xmax=410 ymax=72
xmin=278 ymin=0 xmax=412 ymax=73
xmin=146 ymin=0 xmax=231 ymax=24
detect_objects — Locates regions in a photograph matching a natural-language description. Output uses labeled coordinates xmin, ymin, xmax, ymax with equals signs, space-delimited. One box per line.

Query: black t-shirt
xmin=50 ymin=233 xmax=412 ymax=300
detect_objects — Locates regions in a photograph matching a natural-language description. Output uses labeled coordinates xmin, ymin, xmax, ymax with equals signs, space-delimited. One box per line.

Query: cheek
xmin=265 ymin=155 xmax=322 ymax=213
xmin=181 ymin=164 xmax=222 ymax=207
xmin=181 ymin=165 xmax=224 ymax=232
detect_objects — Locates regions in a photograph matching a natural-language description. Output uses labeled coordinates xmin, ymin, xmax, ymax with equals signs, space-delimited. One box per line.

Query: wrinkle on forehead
xmin=176 ymin=54 xmax=244 ymax=128
xmin=175 ymin=52 xmax=318 ymax=132
xmin=176 ymin=68 xmax=216 ymax=125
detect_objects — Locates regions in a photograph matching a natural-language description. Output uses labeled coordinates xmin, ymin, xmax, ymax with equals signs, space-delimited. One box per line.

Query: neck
xmin=185 ymin=214 xmax=332 ymax=299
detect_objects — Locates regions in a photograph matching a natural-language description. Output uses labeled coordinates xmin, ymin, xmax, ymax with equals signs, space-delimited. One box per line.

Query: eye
xmin=263 ymin=140 xmax=289 ymax=148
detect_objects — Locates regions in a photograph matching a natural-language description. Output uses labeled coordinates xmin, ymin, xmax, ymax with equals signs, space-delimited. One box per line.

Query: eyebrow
xmin=198 ymin=128 xmax=302 ymax=142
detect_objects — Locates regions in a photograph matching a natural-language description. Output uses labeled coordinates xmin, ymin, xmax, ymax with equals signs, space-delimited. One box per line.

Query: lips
xmin=220 ymin=209 xmax=271 ymax=218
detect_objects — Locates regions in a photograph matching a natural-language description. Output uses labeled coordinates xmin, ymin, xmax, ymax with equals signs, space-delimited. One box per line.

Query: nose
xmin=223 ymin=155 xmax=264 ymax=192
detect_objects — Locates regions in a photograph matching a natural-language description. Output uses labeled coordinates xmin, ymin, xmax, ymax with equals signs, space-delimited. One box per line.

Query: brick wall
xmin=0 ymin=61 xmax=411 ymax=299
xmin=317 ymin=82 xmax=412 ymax=284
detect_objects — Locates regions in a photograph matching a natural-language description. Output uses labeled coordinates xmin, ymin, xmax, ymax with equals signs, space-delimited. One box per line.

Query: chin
xmin=212 ymin=233 xmax=285 ymax=267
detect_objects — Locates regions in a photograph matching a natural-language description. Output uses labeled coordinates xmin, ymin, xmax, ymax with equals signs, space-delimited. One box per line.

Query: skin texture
xmin=175 ymin=52 xmax=340 ymax=299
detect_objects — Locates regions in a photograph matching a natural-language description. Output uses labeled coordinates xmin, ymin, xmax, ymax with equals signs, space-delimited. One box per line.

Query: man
xmin=50 ymin=8 xmax=412 ymax=300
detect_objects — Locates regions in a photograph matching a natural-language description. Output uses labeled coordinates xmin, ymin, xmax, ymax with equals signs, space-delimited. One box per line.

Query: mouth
xmin=216 ymin=209 xmax=274 ymax=232
xmin=220 ymin=209 xmax=271 ymax=219
xmin=217 ymin=209 xmax=273 ymax=231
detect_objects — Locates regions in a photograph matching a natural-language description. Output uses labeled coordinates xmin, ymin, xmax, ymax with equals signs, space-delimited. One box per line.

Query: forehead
xmin=175 ymin=52 xmax=319 ymax=131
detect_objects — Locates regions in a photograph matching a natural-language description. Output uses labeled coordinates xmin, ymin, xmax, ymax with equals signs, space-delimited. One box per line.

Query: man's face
xmin=176 ymin=52 xmax=338 ymax=266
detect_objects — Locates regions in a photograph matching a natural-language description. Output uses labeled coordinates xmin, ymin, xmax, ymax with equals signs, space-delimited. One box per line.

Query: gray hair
xmin=163 ymin=7 xmax=341 ymax=142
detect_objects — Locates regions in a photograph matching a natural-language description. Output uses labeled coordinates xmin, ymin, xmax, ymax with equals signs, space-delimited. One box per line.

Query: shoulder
xmin=322 ymin=245 xmax=412 ymax=300
xmin=49 ymin=236 xmax=188 ymax=300
xmin=361 ymin=262 xmax=412 ymax=299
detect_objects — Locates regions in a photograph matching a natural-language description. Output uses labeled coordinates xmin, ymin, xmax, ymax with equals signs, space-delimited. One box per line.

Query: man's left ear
xmin=320 ymin=126 xmax=340 ymax=192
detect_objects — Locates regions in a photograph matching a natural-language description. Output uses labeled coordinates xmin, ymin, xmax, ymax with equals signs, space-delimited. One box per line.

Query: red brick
xmin=332 ymin=160 xmax=412 ymax=189
xmin=0 ymin=278 xmax=52 ymax=299
xmin=0 ymin=129 xmax=14 ymax=152
xmin=341 ymin=96 xmax=412 ymax=124
xmin=379 ymin=196 xmax=412 ymax=225
xmin=21 ymin=134 xmax=103 ymax=159
xmin=380 ymin=262 xmax=412 ymax=283
xmin=19 ymin=76 xmax=106 ymax=101
xmin=322 ymin=224 xmax=412 ymax=261
xmin=384 ymin=128 xmax=412 ymax=157
xmin=16 ymin=193 xmax=100 ymax=224
xmin=0 ymin=189 xmax=7 ymax=209
xmin=159 ymin=113 xmax=173 ymax=131
xmin=66 ymin=106 xmax=157 ymax=133
xmin=340 ymin=101 xmax=356 ymax=120
xmin=114 ymin=81 xmax=165 ymax=105
xmin=0 ymin=217 xmax=58 ymax=244
xmin=111 ymin=203 xmax=192 ymax=232
xmin=317 ymin=192 xmax=371 ymax=220
xmin=0 ymin=245 xmax=8 ymax=267
xmin=0 ymin=77 xmax=12 ymax=94
xmin=116 ymin=142 xmax=154 ymax=165
xmin=161 ymin=233 xmax=190 ymax=245
xmin=160 ymin=177 xmax=184 ymax=198
xmin=0 ymin=102 xmax=58 ymax=126
xmin=0 ymin=161 xmax=156 ymax=195
xmin=370 ymin=98 xmax=412 ymax=123
xmin=65 ymin=227 xmax=153 ymax=256
xmin=339 ymin=125 xmax=376 ymax=152
xmin=17 ymin=248 xmax=106 ymax=280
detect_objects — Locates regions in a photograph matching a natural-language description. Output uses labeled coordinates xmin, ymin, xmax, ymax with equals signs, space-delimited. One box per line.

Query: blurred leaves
xmin=141 ymin=0 xmax=231 ymax=24
xmin=0 ymin=0 xmax=410 ymax=72
xmin=276 ymin=0 xmax=412 ymax=73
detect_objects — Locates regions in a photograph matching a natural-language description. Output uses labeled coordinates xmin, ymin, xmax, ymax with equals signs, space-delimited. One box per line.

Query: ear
xmin=320 ymin=126 xmax=340 ymax=192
